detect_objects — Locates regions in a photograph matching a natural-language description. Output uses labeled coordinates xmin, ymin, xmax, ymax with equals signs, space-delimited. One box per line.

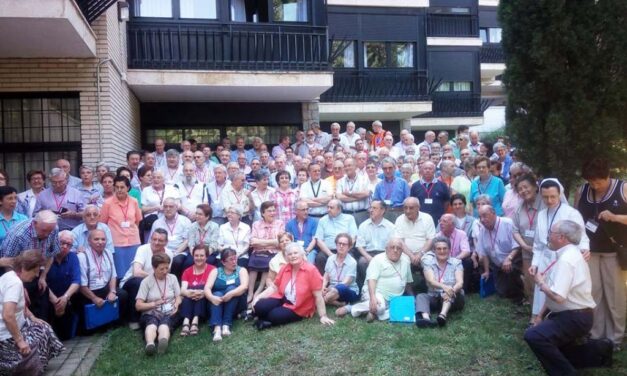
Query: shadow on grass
xmin=90 ymin=295 xmax=626 ymax=376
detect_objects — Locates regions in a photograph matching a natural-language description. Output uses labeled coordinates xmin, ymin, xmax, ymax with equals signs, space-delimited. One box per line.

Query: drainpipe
xmin=96 ymin=58 xmax=111 ymax=163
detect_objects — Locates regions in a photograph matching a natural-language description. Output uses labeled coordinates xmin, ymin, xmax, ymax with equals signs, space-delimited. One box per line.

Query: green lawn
xmin=91 ymin=295 xmax=626 ymax=375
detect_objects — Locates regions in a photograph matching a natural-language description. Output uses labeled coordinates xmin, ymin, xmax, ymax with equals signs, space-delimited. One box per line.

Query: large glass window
xmin=332 ymin=41 xmax=355 ymax=69
xmin=145 ymin=126 xmax=300 ymax=147
xmin=273 ymin=0 xmax=308 ymax=22
xmin=364 ymin=42 xmax=414 ymax=68
xmin=135 ymin=0 xmax=172 ymax=17
xmin=145 ymin=129 xmax=221 ymax=145
xmin=480 ymin=29 xmax=488 ymax=43
xmin=436 ymin=81 xmax=472 ymax=92
xmin=489 ymin=28 xmax=502 ymax=43
xmin=180 ymin=0 xmax=217 ymax=19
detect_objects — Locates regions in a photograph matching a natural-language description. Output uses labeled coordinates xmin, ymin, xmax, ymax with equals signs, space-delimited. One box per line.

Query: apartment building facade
xmin=0 ymin=0 xmax=504 ymax=191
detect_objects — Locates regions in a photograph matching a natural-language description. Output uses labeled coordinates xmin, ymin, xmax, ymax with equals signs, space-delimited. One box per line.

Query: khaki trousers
xmin=589 ymin=252 xmax=626 ymax=345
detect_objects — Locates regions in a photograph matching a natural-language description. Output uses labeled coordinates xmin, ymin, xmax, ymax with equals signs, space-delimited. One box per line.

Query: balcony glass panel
xmin=180 ymin=0 xmax=217 ymax=19
xmin=273 ymin=0 xmax=308 ymax=22
xmin=135 ymin=0 xmax=173 ymax=17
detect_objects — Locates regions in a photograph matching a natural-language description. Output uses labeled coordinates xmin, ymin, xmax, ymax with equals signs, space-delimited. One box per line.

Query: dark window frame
xmin=363 ymin=41 xmax=416 ymax=69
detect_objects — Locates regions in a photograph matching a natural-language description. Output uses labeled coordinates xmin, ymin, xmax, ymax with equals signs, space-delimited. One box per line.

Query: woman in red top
xmin=179 ymin=245 xmax=215 ymax=336
xmin=252 ymin=242 xmax=334 ymax=330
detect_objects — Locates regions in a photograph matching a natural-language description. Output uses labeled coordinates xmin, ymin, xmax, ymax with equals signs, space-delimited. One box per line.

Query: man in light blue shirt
xmin=314 ymin=199 xmax=357 ymax=274
xmin=71 ymin=205 xmax=114 ymax=253
xmin=373 ymin=157 xmax=409 ymax=223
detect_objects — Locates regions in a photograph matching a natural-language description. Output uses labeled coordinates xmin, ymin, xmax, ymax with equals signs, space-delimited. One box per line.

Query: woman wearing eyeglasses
xmin=322 ymin=233 xmax=359 ymax=307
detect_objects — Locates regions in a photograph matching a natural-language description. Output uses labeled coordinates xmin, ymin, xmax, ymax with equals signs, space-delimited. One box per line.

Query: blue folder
xmin=480 ymin=276 xmax=496 ymax=298
xmin=84 ymin=299 xmax=119 ymax=330
xmin=389 ymin=296 xmax=416 ymax=323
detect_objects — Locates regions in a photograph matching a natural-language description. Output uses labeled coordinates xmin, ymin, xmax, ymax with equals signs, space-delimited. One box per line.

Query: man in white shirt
xmin=192 ymin=151 xmax=214 ymax=184
xmin=299 ymin=163 xmax=332 ymax=218
xmin=177 ymin=163 xmax=209 ymax=219
xmin=160 ymin=149 xmax=183 ymax=186
xmin=340 ymin=121 xmax=360 ymax=151
xmin=336 ymin=158 xmax=370 ymax=226
xmin=393 ymin=197 xmax=436 ymax=265
xmin=153 ymin=138 xmax=167 ymax=170
xmin=355 ymin=200 xmax=395 ymax=286
xmin=525 ymin=220 xmax=604 ymax=375
xmin=150 ymin=198 xmax=191 ymax=256
xmin=206 ymin=165 xmax=231 ymax=225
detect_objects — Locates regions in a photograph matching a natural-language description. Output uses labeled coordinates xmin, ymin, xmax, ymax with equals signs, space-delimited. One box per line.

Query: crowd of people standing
xmin=0 ymin=120 xmax=624 ymax=375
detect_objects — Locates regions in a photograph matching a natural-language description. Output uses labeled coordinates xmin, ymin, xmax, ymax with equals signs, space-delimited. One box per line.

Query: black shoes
xmin=437 ymin=314 xmax=447 ymax=327
xmin=255 ymin=320 xmax=272 ymax=331
xmin=415 ymin=318 xmax=437 ymax=328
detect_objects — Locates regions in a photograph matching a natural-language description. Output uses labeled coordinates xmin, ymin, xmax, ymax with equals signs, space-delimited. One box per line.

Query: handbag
xmin=84 ymin=299 xmax=119 ymax=330
xmin=389 ymin=296 xmax=416 ymax=323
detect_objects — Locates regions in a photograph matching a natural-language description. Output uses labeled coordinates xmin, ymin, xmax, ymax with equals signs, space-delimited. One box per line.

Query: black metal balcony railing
xmin=427 ymin=14 xmax=479 ymax=38
xmin=75 ymin=0 xmax=117 ymax=23
xmin=424 ymin=93 xmax=483 ymax=117
xmin=320 ymin=70 xmax=429 ymax=102
xmin=128 ymin=22 xmax=329 ymax=71
xmin=480 ymin=44 xmax=505 ymax=64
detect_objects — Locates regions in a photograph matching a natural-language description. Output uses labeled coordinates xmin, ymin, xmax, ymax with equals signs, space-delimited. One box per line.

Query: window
xmin=145 ymin=126 xmax=300 ymax=148
xmin=332 ymin=41 xmax=355 ymax=69
xmin=145 ymin=129 xmax=220 ymax=145
xmin=436 ymin=81 xmax=472 ymax=92
xmin=226 ymin=126 xmax=300 ymax=144
xmin=364 ymin=42 xmax=414 ymax=68
xmin=135 ymin=0 xmax=172 ymax=17
xmin=391 ymin=43 xmax=414 ymax=68
xmin=489 ymin=28 xmax=502 ymax=43
xmin=273 ymin=0 xmax=308 ymax=22
xmin=430 ymin=7 xmax=470 ymax=14
xmin=480 ymin=29 xmax=488 ymax=43
xmin=180 ymin=0 xmax=217 ymax=19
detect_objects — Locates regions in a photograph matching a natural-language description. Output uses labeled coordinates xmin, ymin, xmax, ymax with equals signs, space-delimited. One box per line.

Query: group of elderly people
xmin=0 ymin=121 xmax=624 ymax=375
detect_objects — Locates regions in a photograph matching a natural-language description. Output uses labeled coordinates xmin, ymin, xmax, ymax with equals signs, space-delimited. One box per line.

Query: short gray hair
xmin=59 ymin=230 xmax=74 ymax=240
xmin=432 ymin=236 xmax=451 ymax=250
xmin=553 ymin=220 xmax=582 ymax=245
xmin=166 ymin=149 xmax=180 ymax=157
xmin=35 ymin=210 xmax=58 ymax=224
xmin=284 ymin=242 xmax=306 ymax=258
xmin=49 ymin=168 xmax=66 ymax=179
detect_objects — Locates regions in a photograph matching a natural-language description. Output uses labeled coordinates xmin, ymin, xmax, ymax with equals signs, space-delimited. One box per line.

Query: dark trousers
xmin=24 ymin=279 xmax=50 ymax=321
xmin=121 ymin=277 xmax=144 ymax=322
xmin=180 ymin=288 xmax=208 ymax=322
xmin=415 ymin=292 xmax=465 ymax=315
xmin=48 ymin=302 xmax=78 ymax=341
xmin=462 ymin=257 xmax=480 ymax=294
xmin=254 ymin=297 xmax=302 ymax=326
xmin=491 ymin=257 xmax=524 ymax=302
xmin=524 ymin=309 xmax=594 ymax=376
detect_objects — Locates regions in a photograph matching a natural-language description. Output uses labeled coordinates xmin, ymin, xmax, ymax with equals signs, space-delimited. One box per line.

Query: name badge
xmin=384 ymin=200 xmax=392 ymax=206
xmin=524 ymin=229 xmax=535 ymax=238
xmin=424 ymin=198 xmax=433 ymax=205
xmin=297 ymin=240 xmax=305 ymax=247
xmin=120 ymin=221 xmax=130 ymax=228
xmin=161 ymin=303 xmax=173 ymax=313
xmin=226 ymin=279 xmax=235 ymax=285
xmin=585 ymin=220 xmax=599 ymax=233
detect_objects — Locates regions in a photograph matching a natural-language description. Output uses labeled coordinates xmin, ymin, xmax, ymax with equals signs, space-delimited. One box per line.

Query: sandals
xmin=437 ymin=314 xmax=447 ymax=327
xmin=189 ymin=323 xmax=199 ymax=336
xmin=180 ymin=324 xmax=190 ymax=337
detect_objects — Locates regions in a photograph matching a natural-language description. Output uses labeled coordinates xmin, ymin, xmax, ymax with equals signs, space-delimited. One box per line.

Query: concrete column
xmin=302 ymin=100 xmax=320 ymax=130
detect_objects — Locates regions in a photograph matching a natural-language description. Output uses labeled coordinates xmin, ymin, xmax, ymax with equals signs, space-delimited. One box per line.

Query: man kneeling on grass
xmin=336 ymin=238 xmax=413 ymax=321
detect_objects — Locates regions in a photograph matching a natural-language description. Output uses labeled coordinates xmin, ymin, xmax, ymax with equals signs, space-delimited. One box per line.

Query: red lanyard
xmin=232 ymin=189 xmax=243 ymax=204
xmin=216 ymin=183 xmax=225 ymax=200
xmin=287 ymin=274 xmax=297 ymax=296
xmin=167 ymin=168 xmax=178 ymax=180
xmin=91 ymin=249 xmax=104 ymax=278
xmin=384 ymin=179 xmax=395 ymax=199
xmin=488 ymin=219 xmax=500 ymax=251
xmin=155 ymin=188 xmax=165 ymax=204
xmin=422 ymin=182 xmax=435 ymax=198
xmin=184 ymin=183 xmax=195 ymax=199
xmin=526 ymin=206 xmax=537 ymax=227
xmin=166 ymin=215 xmax=177 ymax=235
xmin=195 ymin=168 xmax=205 ymax=182
xmin=278 ymin=190 xmax=291 ymax=208
xmin=297 ymin=220 xmax=305 ymax=239
xmin=542 ymin=259 xmax=558 ymax=276
xmin=437 ymin=263 xmax=448 ymax=282
xmin=118 ymin=199 xmax=129 ymax=221
xmin=155 ymin=277 xmax=168 ymax=301
xmin=335 ymin=262 xmax=345 ymax=284
xmin=53 ymin=191 xmax=66 ymax=212
xmin=478 ymin=177 xmax=492 ymax=195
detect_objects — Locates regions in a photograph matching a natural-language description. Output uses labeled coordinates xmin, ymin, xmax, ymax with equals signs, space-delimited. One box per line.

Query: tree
xmin=499 ymin=0 xmax=627 ymax=194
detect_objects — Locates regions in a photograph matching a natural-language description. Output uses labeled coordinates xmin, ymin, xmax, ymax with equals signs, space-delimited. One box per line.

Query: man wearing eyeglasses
xmin=313 ymin=199 xmax=357 ymax=274
xmin=297 ymin=130 xmax=322 ymax=158
xmin=47 ymin=230 xmax=81 ymax=339
xmin=71 ymin=205 xmax=114 ymax=253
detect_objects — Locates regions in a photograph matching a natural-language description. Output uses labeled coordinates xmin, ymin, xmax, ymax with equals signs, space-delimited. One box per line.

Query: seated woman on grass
xmin=266 ymin=232 xmax=293 ymax=287
xmin=135 ymin=253 xmax=181 ymax=355
xmin=204 ymin=248 xmax=249 ymax=342
xmin=179 ymin=245 xmax=215 ymax=337
xmin=415 ymin=237 xmax=464 ymax=328
xmin=321 ymin=233 xmax=359 ymax=307
xmin=252 ymin=242 xmax=335 ymax=330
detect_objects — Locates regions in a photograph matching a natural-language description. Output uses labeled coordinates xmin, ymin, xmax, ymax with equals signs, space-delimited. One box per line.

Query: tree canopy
xmin=499 ymin=0 xmax=627 ymax=193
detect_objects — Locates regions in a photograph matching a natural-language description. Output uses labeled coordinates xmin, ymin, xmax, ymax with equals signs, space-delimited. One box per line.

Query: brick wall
xmin=0 ymin=5 xmax=140 ymax=168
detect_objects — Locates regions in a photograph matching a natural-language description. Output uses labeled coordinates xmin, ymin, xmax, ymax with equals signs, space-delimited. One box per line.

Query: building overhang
xmin=327 ymin=0 xmax=429 ymax=7
xmin=0 ymin=0 xmax=97 ymax=58
xmin=319 ymin=101 xmax=432 ymax=122
xmin=481 ymin=63 xmax=506 ymax=80
xmin=427 ymin=38 xmax=483 ymax=47
xmin=479 ymin=0 xmax=500 ymax=7
xmin=409 ymin=116 xmax=484 ymax=130
xmin=127 ymin=70 xmax=334 ymax=102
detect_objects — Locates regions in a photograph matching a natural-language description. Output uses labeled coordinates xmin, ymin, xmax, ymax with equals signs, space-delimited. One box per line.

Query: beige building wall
xmin=0 ymin=6 xmax=140 ymax=168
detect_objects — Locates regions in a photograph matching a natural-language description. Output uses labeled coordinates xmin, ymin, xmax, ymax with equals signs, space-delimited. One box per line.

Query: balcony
xmin=318 ymin=70 xmax=431 ymax=121
xmin=128 ymin=22 xmax=329 ymax=71
xmin=481 ymin=44 xmax=505 ymax=84
xmin=427 ymin=93 xmax=483 ymax=117
xmin=481 ymin=44 xmax=505 ymax=64
xmin=0 ymin=0 xmax=102 ymax=58
xmin=427 ymin=15 xmax=479 ymax=38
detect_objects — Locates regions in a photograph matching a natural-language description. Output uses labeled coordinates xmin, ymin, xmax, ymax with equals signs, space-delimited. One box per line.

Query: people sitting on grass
xmin=135 ymin=253 xmax=181 ymax=356
xmin=252 ymin=242 xmax=334 ymax=330
xmin=0 ymin=249 xmax=64 ymax=374
xmin=266 ymin=232 xmax=293 ymax=287
xmin=321 ymin=233 xmax=359 ymax=307
xmin=204 ymin=248 xmax=249 ymax=341
xmin=415 ymin=237 xmax=464 ymax=328
xmin=179 ymin=245 xmax=214 ymax=337
xmin=336 ymin=238 xmax=413 ymax=321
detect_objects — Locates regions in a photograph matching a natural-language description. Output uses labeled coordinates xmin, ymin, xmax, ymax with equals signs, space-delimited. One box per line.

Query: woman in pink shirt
xmin=99 ymin=176 xmax=142 ymax=276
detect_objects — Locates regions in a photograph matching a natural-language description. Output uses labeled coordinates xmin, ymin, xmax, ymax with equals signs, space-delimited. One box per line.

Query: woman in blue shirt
xmin=469 ymin=156 xmax=506 ymax=217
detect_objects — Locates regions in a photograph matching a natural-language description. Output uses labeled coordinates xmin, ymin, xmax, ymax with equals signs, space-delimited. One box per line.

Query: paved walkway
xmin=45 ymin=335 xmax=106 ymax=376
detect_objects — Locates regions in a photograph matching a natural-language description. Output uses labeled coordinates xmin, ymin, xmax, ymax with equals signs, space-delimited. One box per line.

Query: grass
xmin=90 ymin=294 xmax=627 ymax=376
